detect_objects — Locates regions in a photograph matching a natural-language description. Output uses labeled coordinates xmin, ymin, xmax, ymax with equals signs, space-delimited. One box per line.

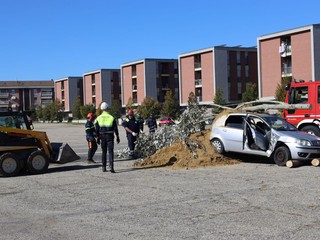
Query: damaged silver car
xmin=210 ymin=112 xmax=320 ymax=166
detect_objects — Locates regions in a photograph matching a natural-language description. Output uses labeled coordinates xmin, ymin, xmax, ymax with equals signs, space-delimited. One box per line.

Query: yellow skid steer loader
xmin=0 ymin=111 xmax=80 ymax=177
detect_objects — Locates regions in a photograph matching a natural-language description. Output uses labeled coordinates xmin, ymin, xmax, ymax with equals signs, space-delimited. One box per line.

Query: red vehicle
xmin=159 ymin=116 xmax=175 ymax=127
xmin=283 ymin=80 xmax=320 ymax=136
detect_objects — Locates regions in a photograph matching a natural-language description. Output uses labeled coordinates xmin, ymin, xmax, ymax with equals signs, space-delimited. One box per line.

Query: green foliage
xmin=108 ymin=99 xmax=122 ymax=119
xmin=80 ymin=104 xmax=96 ymax=119
xmin=137 ymin=96 xmax=161 ymax=119
xmin=275 ymin=76 xmax=292 ymax=102
xmin=42 ymin=104 xmax=51 ymax=122
xmin=72 ymin=96 xmax=82 ymax=120
xmin=242 ymin=83 xmax=258 ymax=102
xmin=161 ymin=90 xmax=179 ymax=118
xmin=36 ymin=105 xmax=43 ymax=120
xmin=212 ymin=88 xmax=226 ymax=113
xmin=50 ymin=99 xmax=64 ymax=122
xmin=126 ymin=97 xmax=134 ymax=111
xmin=29 ymin=105 xmax=37 ymax=121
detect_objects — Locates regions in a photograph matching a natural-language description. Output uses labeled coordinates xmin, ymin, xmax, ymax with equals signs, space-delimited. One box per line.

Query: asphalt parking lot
xmin=1 ymin=123 xmax=320 ymax=240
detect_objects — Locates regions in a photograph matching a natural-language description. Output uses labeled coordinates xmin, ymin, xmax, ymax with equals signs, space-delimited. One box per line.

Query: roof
xmin=0 ymin=80 xmax=54 ymax=88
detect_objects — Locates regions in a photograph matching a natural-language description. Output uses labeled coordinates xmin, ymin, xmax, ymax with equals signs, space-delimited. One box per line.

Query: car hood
xmin=274 ymin=129 xmax=320 ymax=141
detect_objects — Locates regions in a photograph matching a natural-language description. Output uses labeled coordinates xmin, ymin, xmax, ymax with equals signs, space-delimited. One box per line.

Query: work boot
xmin=87 ymin=159 xmax=96 ymax=164
xmin=102 ymin=167 xmax=107 ymax=172
xmin=110 ymin=169 xmax=115 ymax=173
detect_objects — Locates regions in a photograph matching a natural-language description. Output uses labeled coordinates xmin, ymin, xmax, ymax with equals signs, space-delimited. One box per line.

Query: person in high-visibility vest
xmin=95 ymin=102 xmax=120 ymax=173
xmin=85 ymin=112 xmax=97 ymax=164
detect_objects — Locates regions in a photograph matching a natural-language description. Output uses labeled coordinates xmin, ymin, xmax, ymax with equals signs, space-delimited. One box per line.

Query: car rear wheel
xmin=211 ymin=138 xmax=225 ymax=154
xmin=273 ymin=146 xmax=290 ymax=166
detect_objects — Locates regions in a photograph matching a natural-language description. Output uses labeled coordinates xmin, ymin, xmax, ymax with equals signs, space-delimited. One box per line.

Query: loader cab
xmin=0 ymin=111 xmax=34 ymax=130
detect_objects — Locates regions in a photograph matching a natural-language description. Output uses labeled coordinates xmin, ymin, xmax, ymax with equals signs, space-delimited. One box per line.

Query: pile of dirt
xmin=133 ymin=129 xmax=239 ymax=170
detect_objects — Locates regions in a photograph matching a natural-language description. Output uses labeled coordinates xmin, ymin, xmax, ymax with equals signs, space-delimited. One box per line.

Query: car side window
xmin=225 ymin=115 xmax=244 ymax=129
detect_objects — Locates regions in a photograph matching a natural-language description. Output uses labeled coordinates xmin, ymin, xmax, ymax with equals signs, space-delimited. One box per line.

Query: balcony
xmin=195 ymin=79 xmax=202 ymax=87
xmin=194 ymin=62 xmax=201 ymax=69
xmin=279 ymin=44 xmax=292 ymax=57
xmin=282 ymin=66 xmax=292 ymax=77
xmin=0 ymin=100 xmax=9 ymax=107
xmin=41 ymin=92 xmax=53 ymax=99
xmin=0 ymin=92 xmax=9 ymax=98
xmin=162 ymin=84 xmax=170 ymax=90
xmin=132 ymin=84 xmax=137 ymax=92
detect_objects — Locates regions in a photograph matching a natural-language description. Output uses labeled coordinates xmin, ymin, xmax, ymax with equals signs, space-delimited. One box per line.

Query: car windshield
xmin=262 ymin=116 xmax=297 ymax=131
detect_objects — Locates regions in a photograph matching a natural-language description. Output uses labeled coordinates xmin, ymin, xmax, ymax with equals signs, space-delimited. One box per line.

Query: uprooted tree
xmin=117 ymin=92 xmax=206 ymax=160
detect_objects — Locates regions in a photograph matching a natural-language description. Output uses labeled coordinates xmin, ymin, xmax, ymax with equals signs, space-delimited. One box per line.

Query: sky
xmin=1 ymin=0 xmax=320 ymax=80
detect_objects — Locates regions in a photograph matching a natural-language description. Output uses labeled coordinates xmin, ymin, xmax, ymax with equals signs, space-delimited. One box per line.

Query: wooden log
xmin=286 ymin=160 xmax=302 ymax=168
xmin=311 ymin=158 xmax=320 ymax=167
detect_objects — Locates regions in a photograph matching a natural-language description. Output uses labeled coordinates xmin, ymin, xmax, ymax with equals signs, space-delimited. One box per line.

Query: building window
xmin=237 ymin=52 xmax=241 ymax=64
xmin=92 ymin=74 xmax=95 ymax=84
xmin=245 ymin=52 xmax=248 ymax=65
xmin=92 ymin=85 xmax=96 ymax=95
xmin=194 ymin=54 xmax=201 ymax=68
xmin=132 ymin=65 xmax=137 ymax=77
xmin=237 ymin=65 xmax=241 ymax=79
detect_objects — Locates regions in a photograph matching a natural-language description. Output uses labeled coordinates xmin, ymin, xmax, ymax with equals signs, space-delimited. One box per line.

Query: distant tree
xmin=42 ymin=104 xmax=51 ymax=122
xmin=161 ymin=90 xmax=179 ymax=118
xmin=36 ymin=105 xmax=43 ymax=121
xmin=109 ymin=99 xmax=122 ymax=119
xmin=72 ymin=96 xmax=82 ymax=120
xmin=126 ymin=97 xmax=134 ymax=111
xmin=137 ymin=96 xmax=161 ymax=119
xmin=29 ymin=105 xmax=37 ymax=121
xmin=49 ymin=99 xmax=64 ymax=122
xmin=212 ymin=88 xmax=226 ymax=113
xmin=275 ymin=76 xmax=292 ymax=102
xmin=242 ymin=83 xmax=258 ymax=102
xmin=80 ymin=104 xmax=96 ymax=119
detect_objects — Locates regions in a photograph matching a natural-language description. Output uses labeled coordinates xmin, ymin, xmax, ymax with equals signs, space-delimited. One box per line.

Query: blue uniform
xmin=85 ymin=119 xmax=97 ymax=162
xmin=122 ymin=116 xmax=140 ymax=158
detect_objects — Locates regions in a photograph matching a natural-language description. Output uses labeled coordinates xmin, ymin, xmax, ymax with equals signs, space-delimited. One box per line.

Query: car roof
xmin=212 ymin=110 xmax=276 ymax=127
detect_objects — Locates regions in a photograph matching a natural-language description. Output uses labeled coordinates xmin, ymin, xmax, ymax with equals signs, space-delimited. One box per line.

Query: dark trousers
xmin=127 ymin=133 xmax=137 ymax=156
xmin=101 ymin=134 xmax=115 ymax=170
xmin=87 ymin=139 xmax=97 ymax=161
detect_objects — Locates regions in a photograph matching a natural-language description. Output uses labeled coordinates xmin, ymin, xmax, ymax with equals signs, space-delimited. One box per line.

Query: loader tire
xmin=27 ymin=150 xmax=49 ymax=174
xmin=0 ymin=153 xmax=21 ymax=177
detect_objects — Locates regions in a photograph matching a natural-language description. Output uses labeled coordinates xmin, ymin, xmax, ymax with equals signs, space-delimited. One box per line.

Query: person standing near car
xmin=146 ymin=114 xmax=157 ymax=134
xmin=85 ymin=112 xmax=97 ymax=164
xmin=122 ymin=109 xmax=140 ymax=159
xmin=95 ymin=102 xmax=120 ymax=173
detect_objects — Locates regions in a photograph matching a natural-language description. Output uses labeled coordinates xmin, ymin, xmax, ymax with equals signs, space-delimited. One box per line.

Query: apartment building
xmin=257 ymin=24 xmax=320 ymax=99
xmin=55 ymin=77 xmax=83 ymax=112
xmin=83 ymin=69 xmax=121 ymax=108
xmin=121 ymin=58 xmax=179 ymax=106
xmin=0 ymin=80 xmax=54 ymax=112
xmin=179 ymin=46 xmax=258 ymax=105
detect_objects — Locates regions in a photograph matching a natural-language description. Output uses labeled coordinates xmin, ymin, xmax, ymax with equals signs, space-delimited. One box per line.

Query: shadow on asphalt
xmin=223 ymin=152 xmax=275 ymax=165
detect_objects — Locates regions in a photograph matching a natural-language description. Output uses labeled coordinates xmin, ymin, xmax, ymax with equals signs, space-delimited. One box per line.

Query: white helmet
xmin=100 ymin=102 xmax=109 ymax=110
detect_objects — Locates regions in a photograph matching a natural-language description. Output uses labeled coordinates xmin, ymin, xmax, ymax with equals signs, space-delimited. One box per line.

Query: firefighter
xmin=85 ymin=112 xmax=97 ymax=164
xmin=95 ymin=102 xmax=120 ymax=173
xmin=122 ymin=109 xmax=140 ymax=159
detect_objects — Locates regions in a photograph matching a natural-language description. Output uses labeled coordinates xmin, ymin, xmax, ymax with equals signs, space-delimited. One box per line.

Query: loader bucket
xmin=51 ymin=143 xmax=80 ymax=164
